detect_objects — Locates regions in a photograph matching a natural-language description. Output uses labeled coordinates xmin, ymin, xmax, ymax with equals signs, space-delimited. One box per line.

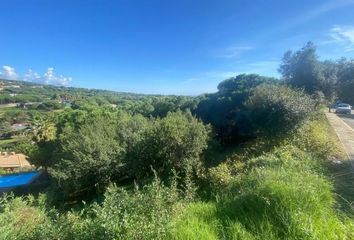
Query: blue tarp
xmin=0 ymin=171 xmax=40 ymax=188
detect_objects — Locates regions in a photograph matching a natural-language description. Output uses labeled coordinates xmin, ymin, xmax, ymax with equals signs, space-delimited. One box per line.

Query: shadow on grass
xmin=325 ymin=160 xmax=354 ymax=217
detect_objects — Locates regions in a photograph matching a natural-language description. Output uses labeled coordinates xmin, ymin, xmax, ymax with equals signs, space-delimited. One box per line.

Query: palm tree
xmin=31 ymin=116 xmax=56 ymax=143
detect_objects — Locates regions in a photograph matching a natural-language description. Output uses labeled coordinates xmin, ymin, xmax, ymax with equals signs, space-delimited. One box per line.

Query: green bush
xmin=0 ymin=177 xmax=182 ymax=240
xmin=0 ymin=195 xmax=52 ymax=240
xmin=92 ymin=179 xmax=180 ymax=240
xmin=129 ymin=110 xmax=210 ymax=181
xmin=246 ymin=84 xmax=316 ymax=135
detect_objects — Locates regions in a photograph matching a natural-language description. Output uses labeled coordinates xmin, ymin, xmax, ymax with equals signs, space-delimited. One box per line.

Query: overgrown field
xmin=169 ymin=116 xmax=353 ymax=239
xmin=0 ymin=114 xmax=353 ymax=240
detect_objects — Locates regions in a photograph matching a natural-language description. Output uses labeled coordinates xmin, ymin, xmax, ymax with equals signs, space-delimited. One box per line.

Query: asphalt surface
xmin=337 ymin=110 xmax=354 ymax=130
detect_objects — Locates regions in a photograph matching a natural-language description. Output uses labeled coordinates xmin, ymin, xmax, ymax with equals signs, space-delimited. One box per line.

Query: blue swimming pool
xmin=0 ymin=171 xmax=41 ymax=188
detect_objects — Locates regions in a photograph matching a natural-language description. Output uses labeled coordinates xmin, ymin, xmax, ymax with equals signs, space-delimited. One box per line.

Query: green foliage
xmin=49 ymin=112 xmax=127 ymax=198
xmin=279 ymin=42 xmax=354 ymax=104
xmin=246 ymin=84 xmax=315 ymax=135
xmin=279 ymin=41 xmax=324 ymax=95
xmin=337 ymin=58 xmax=354 ymax=105
xmin=31 ymin=116 xmax=57 ymax=143
xmin=207 ymin=162 xmax=234 ymax=189
xmin=0 ymin=178 xmax=181 ymax=240
xmin=32 ymin=109 xmax=210 ymax=201
xmin=168 ymin=202 xmax=221 ymax=240
xmin=170 ymin=146 xmax=354 ymax=240
xmin=196 ymin=74 xmax=277 ymax=143
xmin=129 ymin=110 xmax=210 ymax=180
xmin=0 ymin=121 xmax=11 ymax=136
xmin=0 ymin=194 xmax=51 ymax=240
xmin=291 ymin=115 xmax=346 ymax=159
xmin=92 ymin=179 xmax=179 ymax=240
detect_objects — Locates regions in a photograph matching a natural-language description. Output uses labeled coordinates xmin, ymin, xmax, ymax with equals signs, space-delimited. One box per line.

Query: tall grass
xmin=169 ymin=114 xmax=354 ymax=239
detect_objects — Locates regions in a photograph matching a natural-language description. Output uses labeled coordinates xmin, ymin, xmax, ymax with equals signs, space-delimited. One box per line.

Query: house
xmin=0 ymin=152 xmax=32 ymax=171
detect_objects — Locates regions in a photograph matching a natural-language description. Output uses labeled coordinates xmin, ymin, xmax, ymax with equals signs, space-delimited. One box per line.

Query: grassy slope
xmin=168 ymin=114 xmax=354 ymax=239
xmin=322 ymin=118 xmax=354 ymax=216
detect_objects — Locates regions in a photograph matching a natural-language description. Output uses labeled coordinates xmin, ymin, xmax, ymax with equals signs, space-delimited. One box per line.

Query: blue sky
xmin=1 ymin=0 xmax=354 ymax=95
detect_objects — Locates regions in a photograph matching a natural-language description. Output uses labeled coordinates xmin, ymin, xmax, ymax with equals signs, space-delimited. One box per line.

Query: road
xmin=338 ymin=111 xmax=354 ymax=130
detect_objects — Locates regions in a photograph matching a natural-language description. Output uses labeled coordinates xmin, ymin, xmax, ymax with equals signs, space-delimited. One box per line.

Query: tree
xmin=31 ymin=116 xmax=56 ymax=143
xmin=49 ymin=113 xmax=125 ymax=197
xmin=337 ymin=58 xmax=354 ymax=105
xmin=319 ymin=60 xmax=338 ymax=101
xmin=279 ymin=42 xmax=324 ymax=95
xmin=196 ymin=74 xmax=277 ymax=144
xmin=28 ymin=115 xmax=58 ymax=169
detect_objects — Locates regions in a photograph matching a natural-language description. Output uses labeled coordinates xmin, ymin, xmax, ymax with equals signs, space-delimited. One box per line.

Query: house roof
xmin=0 ymin=153 xmax=32 ymax=168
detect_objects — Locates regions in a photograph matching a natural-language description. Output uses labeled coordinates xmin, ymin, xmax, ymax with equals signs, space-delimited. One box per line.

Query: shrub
xmin=0 ymin=195 xmax=52 ymax=240
xmin=207 ymin=162 xmax=234 ymax=189
xmin=92 ymin=178 xmax=180 ymax=240
xmin=129 ymin=110 xmax=211 ymax=181
xmin=0 ymin=177 xmax=183 ymax=240
xmin=246 ymin=84 xmax=316 ymax=136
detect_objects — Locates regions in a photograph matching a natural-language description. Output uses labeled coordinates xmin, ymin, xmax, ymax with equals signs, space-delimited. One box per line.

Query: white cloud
xmin=1 ymin=65 xmax=72 ymax=86
xmin=38 ymin=67 xmax=72 ymax=86
xmin=0 ymin=65 xmax=18 ymax=80
xmin=214 ymin=45 xmax=254 ymax=58
xmin=23 ymin=69 xmax=41 ymax=82
xmin=329 ymin=25 xmax=354 ymax=51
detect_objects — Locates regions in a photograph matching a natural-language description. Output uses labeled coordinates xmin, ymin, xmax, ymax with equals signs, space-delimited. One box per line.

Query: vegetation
xmin=279 ymin=41 xmax=354 ymax=104
xmin=196 ymin=74 xmax=277 ymax=144
xmin=246 ymin=84 xmax=316 ymax=135
xmin=1 ymin=42 xmax=354 ymax=239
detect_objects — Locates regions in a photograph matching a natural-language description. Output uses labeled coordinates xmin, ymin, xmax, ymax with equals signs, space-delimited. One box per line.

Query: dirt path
xmin=326 ymin=112 xmax=354 ymax=167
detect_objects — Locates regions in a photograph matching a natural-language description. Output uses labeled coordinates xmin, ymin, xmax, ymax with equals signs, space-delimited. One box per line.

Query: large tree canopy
xmin=337 ymin=58 xmax=354 ymax=105
xmin=195 ymin=74 xmax=277 ymax=144
xmin=279 ymin=42 xmax=324 ymax=95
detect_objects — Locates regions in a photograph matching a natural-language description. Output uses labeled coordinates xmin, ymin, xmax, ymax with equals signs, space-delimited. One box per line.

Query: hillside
xmin=1 ymin=43 xmax=354 ymax=239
